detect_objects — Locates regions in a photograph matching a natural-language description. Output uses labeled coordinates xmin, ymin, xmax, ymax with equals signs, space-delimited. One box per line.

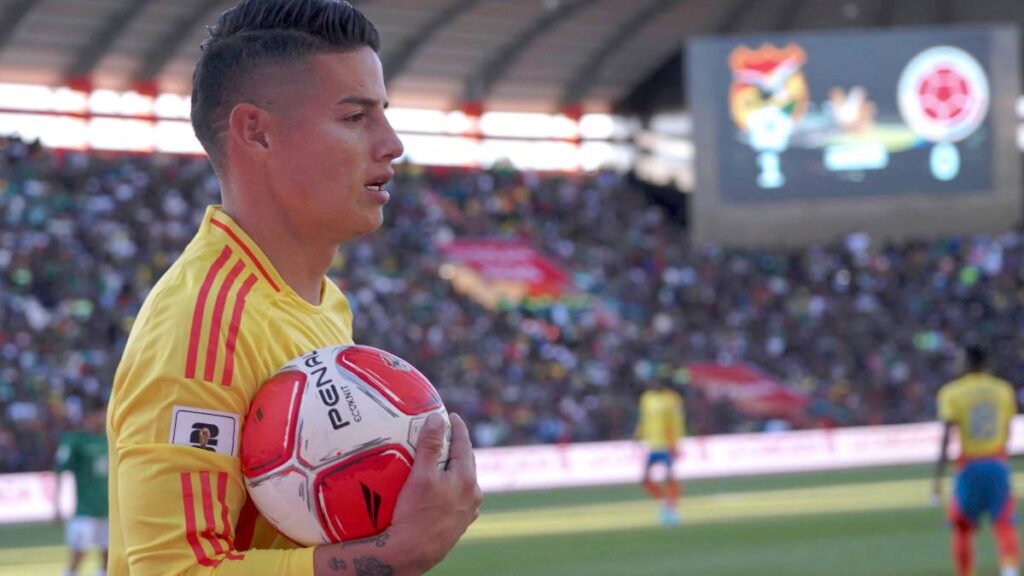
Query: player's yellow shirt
xmin=636 ymin=389 xmax=685 ymax=451
xmin=108 ymin=206 xmax=354 ymax=575
xmin=937 ymin=372 xmax=1017 ymax=463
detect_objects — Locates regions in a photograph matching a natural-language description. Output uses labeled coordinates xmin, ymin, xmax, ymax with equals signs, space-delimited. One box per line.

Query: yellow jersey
xmin=108 ymin=206 xmax=354 ymax=575
xmin=937 ymin=372 xmax=1017 ymax=463
xmin=636 ymin=389 xmax=685 ymax=451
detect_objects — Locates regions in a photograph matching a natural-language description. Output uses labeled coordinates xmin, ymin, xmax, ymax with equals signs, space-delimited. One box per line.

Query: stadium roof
xmin=0 ymin=0 xmax=1020 ymax=114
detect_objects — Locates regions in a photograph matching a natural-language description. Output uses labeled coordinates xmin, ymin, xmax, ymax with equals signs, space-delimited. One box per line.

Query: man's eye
xmin=344 ymin=112 xmax=366 ymax=123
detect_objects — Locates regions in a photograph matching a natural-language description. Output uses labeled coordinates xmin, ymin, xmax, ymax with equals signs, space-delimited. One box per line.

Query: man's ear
xmin=227 ymin=103 xmax=272 ymax=158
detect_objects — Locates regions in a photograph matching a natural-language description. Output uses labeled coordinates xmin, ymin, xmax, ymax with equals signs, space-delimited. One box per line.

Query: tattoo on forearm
xmin=371 ymin=532 xmax=390 ymax=548
xmin=342 ymin=532 xmax=390 ymax=550
xmin=354 ymin=556 xmax=394 ymax=576
xmin=328 ymin=558 xmax=347 ymax=572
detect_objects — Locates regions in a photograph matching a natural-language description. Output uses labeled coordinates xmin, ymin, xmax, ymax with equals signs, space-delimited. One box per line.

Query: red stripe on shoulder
xmin=210 ymin=218 xmax=281 ymax=292
xmin=199 ymin=472 xmax=227 ymax=556
xmin=205 ymin=260 xmax=246 ymax=382
xmin=180 ymin=473 xmax=218 ymax=567
xmin=186 ymin=246 xmax=233 ymax=380
xmin=221 ymin=273 xmax=259 ymax=388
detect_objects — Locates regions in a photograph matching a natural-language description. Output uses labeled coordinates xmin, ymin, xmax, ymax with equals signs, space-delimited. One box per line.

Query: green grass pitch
xmin=2 ymin=463 xmax=1021 ymax=575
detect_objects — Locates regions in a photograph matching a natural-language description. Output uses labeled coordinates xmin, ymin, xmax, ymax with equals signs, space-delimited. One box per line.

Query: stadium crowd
xmin=2 ymin=134 xmax=1023 ymax=472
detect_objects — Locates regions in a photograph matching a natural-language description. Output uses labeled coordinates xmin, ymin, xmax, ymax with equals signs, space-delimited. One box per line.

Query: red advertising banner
xmin=440 ymin=239 xmax=569 ymax=307
xmin=686 ymin=364 xmax=810 ymax=422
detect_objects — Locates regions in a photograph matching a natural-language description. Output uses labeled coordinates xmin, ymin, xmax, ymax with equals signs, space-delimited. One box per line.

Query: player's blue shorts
xmin=949 ymin=458 xmax=1017 ymax=529
xmin=646 ymin=451 xmax=674 ymax=468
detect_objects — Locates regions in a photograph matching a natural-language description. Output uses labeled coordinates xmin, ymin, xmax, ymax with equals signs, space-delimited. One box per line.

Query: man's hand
xmin=389 ymin=412 xmax=481 ymax=571
xmin=314 ymin=412 xmax=481 ymax=575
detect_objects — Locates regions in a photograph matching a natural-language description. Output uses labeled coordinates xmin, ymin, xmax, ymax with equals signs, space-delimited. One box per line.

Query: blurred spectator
xmin=2 ymin=135 xmax=1023 ymax=472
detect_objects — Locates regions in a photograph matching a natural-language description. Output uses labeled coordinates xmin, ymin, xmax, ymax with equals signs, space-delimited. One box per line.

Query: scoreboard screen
xmin=690 ymin=26 xmax=1005 ymax=204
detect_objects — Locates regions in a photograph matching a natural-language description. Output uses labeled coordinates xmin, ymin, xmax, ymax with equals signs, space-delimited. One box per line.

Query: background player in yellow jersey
xmin=934 ymin=344 xmax=1020 ymax=576
xmin=106 ymin=1 xmax=481 ymax=575
xmin=636 ymin=379 xmax=685 ymax=526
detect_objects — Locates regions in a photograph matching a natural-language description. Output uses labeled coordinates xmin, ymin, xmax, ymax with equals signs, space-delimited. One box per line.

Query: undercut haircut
xmin=191 ymin=0 xmax=380 ymax=168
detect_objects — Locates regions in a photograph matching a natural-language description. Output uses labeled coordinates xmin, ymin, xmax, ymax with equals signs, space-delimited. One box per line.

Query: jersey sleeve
xmin=671 ymin=395 xmax=685 ymax=442
xmin=937 ymin=385 xmax=958 ymax=424
xmin=109 ymin=276 xmax=313 ymax=575
xmin=1002 ymin=381 xmax=1017 ymax=437
xmin=113 ymin=440 xmax=312 ymax=575
xmin=1004 ymin=382 xmax=1018 ymax=416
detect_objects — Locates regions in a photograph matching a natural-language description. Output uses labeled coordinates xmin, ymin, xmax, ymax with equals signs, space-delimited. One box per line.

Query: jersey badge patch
xmin=169 ymin=406 xmax=239 ymax=456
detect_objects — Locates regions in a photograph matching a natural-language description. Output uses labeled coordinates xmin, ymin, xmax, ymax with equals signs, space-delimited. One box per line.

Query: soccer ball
xmin=240 ymin=344 xmax=449 ymax=545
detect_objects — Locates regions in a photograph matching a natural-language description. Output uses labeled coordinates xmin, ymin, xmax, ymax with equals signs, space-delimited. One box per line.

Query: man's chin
xmin=339 ymin=217 xmax=384 ymax=242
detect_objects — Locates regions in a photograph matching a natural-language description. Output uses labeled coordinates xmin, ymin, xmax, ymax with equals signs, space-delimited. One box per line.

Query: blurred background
xmin=0 ymin=0 xmax=1023 ymax=574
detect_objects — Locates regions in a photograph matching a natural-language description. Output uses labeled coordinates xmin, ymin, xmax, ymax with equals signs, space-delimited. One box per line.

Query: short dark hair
xmin=965 ymin=343 xmax=987 ymax=372
xmin=191 ymin=0 xmax=380 ymax=167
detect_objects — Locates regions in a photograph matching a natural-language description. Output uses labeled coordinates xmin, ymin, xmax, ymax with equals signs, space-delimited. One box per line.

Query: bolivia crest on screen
xmin=728 ymin=43 xmax=810 ymax=188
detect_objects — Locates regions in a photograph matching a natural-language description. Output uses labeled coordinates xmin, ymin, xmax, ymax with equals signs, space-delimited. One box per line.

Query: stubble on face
xmin=259 ymin=49 xmax=395 ymax=246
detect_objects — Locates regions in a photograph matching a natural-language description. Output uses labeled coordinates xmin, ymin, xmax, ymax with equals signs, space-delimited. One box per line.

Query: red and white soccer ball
xmin=240 ymin=344 xmax=449 ymax=546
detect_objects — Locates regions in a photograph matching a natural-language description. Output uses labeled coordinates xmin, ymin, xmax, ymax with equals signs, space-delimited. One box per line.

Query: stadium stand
xmin=2 ymin=134 xmax=1023 ymax=473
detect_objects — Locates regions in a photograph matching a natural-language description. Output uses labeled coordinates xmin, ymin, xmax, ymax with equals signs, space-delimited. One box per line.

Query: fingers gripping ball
xmin=240 ymin=345 xmax=450 ymax=545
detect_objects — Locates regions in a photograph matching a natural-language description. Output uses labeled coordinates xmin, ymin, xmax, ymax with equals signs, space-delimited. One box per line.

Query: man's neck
xmin=221 ymin=203 xmax=333 ymax=306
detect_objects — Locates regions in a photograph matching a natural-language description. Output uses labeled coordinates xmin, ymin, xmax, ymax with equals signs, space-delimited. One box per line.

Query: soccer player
xmin=934 ymin=344 xmax=1020 ymax=576
xmin=106 ymin=1 xmax=481 ymax=575
xmin=635 ymin=379 xmax=685 ymax=526
xmin=54 ymin=406 xmax=109 ymax=576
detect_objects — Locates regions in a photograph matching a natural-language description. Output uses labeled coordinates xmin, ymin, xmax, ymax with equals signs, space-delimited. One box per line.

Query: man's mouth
xmin=365 ymin=173 xmax=393 ymax=192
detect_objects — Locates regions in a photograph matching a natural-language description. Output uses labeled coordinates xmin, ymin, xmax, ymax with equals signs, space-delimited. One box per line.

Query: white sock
xmin=1001 ymin=566 xmax=1019 ymax=576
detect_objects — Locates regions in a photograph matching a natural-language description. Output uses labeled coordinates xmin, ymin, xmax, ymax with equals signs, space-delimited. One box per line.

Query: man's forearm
xmin=934 ymin=423 xmax=952 ymax=489
xmin=934 ymin=453 xmax=947 ymax=485
xmin=314 ymin=531 xmax=428 ymax=576
xmin=52 ymin=474 xmax=62 ymax=519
